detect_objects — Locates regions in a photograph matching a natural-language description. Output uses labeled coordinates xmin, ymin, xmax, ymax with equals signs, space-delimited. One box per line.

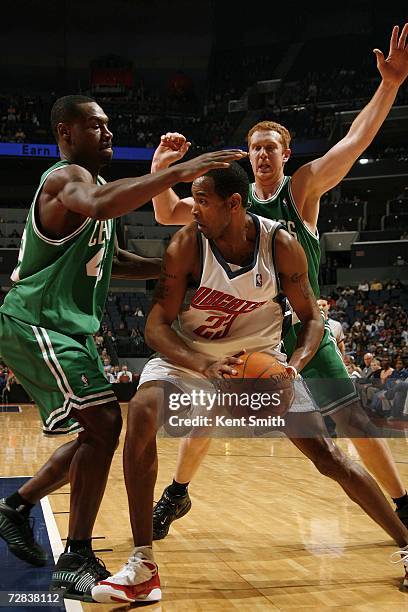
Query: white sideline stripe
xmin=40 ymin=496 xmax=83 ymax=612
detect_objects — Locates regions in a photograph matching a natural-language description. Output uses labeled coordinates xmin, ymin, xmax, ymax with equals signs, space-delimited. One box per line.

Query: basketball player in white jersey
xmin=92 ymin=164 xmax=408 ymax=603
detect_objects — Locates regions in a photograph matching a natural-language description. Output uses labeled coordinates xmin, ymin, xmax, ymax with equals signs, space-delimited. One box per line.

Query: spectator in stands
xmin=103 ymin=329 xmax=119 ymax=365
xmin=117 ymin=364 xmax=132 ymax=383
xmin=116 ymin=322 xmax=130 ymax=338
xmin=335 ymin=294 xmax=348 ymax=311
xmin=370 ymin=279 xmax=383 ymax=291
xmin=393 ymin=255 xmax=406 ymax=266
xmin=361 ymin=352 xmax=374 ymax=379
xmin=102 ymin=357 xmax=112 ymax=373
xmin=347 ymin=363 xmax=363 ymax=379
xmin=374 ymin=357 xmax=408 ymax=417
xmin=358 ymin=280 xmax=369 ymax=293
xmin=130 ymin=326 xmax=144 ymax=347
xmin=94 ymin=332 xmax=104 ymax=351
xmin=135 ymin=307 xmax=144 ymax=317
xmin=359 ymin=357 xmax=382 ymax=409
xmin=110 ymin=365 xmax=121 ymax=383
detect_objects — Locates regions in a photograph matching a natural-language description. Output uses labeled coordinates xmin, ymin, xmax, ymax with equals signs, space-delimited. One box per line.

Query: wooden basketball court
xmin=1 ymin=404 xmax=408 ymax=610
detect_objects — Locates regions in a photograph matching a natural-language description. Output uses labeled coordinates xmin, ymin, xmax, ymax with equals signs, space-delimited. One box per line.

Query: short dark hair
xmin=50 ymin=95 xmax=95 ymax=141
xmin=205 ymin=162 xmax=249 ymax=207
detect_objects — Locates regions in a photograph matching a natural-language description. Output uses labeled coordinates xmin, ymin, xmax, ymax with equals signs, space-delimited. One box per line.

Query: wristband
xmin=286 ymin=365 xmax=299 ymax=379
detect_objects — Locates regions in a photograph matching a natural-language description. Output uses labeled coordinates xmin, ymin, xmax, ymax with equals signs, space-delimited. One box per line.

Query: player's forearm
xmin=345 ymin=81 xmax=399 ymax=153
xmin=145 ymin=322 xmax=212 ymax=374
xmin=151 ymin=159 xmax=184 ymax=224
xmin=288 ymin=318 xmax=324 ymax=373
xmin=111 ymin=253 xmax=162 ymax=279
xmin=60 ymin=166 xmax=183 ymax=220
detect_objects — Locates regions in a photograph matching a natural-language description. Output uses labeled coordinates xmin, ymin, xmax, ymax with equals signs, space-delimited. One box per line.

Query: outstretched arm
xmin=111 ymin=247 xmax=161 ymax=279
xmin=292 ymin=24 xmax=408 ymax=230
xmin=275 ymin=230 xmax=324 ymax=373
xmin=151 ymin=133 xmax=200 ymax=225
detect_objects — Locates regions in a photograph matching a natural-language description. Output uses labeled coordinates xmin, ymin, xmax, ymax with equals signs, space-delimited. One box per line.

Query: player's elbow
xmin=61 ymin=183 xmax=107 ymax=220
xmin=152 ymin=201 xmax=172 ymax=225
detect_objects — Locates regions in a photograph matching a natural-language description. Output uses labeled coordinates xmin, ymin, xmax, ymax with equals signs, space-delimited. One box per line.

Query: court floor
xmin=1 ymin=404 xmax=408 ymax=611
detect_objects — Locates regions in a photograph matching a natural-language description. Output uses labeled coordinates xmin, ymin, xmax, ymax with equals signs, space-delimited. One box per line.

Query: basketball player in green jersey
xmin=148 ymin=23 xmax=408 ymax=538
xmin=0 ymin=94 xmax=246 ymax=600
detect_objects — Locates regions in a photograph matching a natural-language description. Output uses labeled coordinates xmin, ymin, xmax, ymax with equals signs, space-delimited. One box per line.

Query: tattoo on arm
xmin=153 ymin=266 xmax=177 ymax=302
xmin=290 ymin=272 xmax=314 ymax=300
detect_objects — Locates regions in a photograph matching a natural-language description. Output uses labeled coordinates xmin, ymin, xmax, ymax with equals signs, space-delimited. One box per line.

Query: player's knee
xmin=313 ymin=441 xmax=347 ymax=480
xmin=92 ymin=403 xmax=122 ymax=450
xmin=127 ymin=394 xmax=157 ymax=437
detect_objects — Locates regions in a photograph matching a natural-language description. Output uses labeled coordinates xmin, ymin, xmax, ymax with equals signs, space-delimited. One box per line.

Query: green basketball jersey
xmin=248 ymin=176 xmax=320 ymax=297
xmin=0 ymin=160 xmax=116 ymax=335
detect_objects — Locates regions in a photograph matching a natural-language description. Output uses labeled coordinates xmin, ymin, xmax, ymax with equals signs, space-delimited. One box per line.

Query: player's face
xmin=248 ymin=130 xmax=290 ymax=183
xmin=68 ymin=102 xmax=113 ymax=168
xmin=191 ymin=176 xmax=232 ymax=239
xmin=317 ymin=299 xmax=329 ymax=317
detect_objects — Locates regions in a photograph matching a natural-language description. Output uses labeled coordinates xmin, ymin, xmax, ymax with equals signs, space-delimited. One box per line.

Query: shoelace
xmin=85 ymin=556 xmax=110 ymax=579
xmin=115 ymin=555 xmax=157 ymax=583
xmin=390 ymin=548 xmax=408 ymax=565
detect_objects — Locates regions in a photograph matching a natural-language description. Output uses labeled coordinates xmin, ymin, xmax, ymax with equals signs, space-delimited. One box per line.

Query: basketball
xmin=226 ymin=351 xmax=291 ymax=381
xmin=222 ymin=352 xmax=294 ymax=417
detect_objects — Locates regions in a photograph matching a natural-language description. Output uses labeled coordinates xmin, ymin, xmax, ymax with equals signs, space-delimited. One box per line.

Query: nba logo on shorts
xmin=81 ymin=374 xmax=89 ymax=386
xmin=255 ymin=273 xmax=263 ymax=287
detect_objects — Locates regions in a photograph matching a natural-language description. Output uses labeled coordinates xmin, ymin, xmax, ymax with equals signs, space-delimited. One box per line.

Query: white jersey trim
xmin=30 ymin=165 xmax=105 ymax=246
xmin=250 ymin=176 xmax=287 ymax=203
xmin=286 ymin=178 xmax=320 ymax=243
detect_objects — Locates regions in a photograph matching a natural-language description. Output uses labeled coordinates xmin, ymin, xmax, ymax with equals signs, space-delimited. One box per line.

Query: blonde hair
xmin=247 ymin=121 xmax=291 ymax=150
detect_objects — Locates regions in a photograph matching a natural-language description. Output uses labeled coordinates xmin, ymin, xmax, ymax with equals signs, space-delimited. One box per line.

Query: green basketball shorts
xmin=284 ymin=322 xmax=358 ymax=415
xmin=0 ymin=313 xmax=116 ymax=435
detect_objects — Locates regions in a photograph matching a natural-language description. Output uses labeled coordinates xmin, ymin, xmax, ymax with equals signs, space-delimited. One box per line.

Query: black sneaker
xmin=0 ymin=498 xmax=47 ymax=566
xmin=397 ymin=502 xmax=408 ymax=529
xmin=153 ymin=486 xmax=192 ymax=540
xmin=50 ymin=551 xmax=111 ymax=602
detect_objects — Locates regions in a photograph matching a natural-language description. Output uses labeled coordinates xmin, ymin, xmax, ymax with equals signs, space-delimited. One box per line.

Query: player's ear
xmin=57 ymin=122 xmax=71 ymax=144
xmin=229 ymin=193 xmax=242 ymax=212
xmin=282 ymin=148 xmax=291 ymax=164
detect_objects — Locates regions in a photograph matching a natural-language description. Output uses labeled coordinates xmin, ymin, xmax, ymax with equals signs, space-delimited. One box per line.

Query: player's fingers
xmin=389 ymin=25 xmax=399 ymax=54
xmin=398 ymin=22 xmax=408 ymax=49
xmin=219 ymin=365 xmax=238 ymax=376
xmin=373 ymin=49 xmax=385 ymax=67
xmin=225 ymin=357 xmax=244 ymax=365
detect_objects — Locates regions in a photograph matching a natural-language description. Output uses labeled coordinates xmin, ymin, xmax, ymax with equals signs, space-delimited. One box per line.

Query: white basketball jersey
xmin=173 ymin=214 xmax=286 ymax=361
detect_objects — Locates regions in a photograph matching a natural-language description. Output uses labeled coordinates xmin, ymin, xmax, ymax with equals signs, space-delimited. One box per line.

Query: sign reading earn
xmin=0 ymin=142 xmax=156 ymax=161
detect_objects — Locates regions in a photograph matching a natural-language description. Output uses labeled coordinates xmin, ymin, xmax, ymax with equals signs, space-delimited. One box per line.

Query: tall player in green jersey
xmin=148 ymin=24 xmax=408 ymax=538
xmin=0 ymin=94 xmax=246 ymax=600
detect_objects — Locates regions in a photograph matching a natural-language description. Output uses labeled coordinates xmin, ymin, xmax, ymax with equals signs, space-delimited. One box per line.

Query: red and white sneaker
xmin=91 ymin=547 xmax=161 ymax=603
xmin=390 ymin=545 xmax=408 ymax=588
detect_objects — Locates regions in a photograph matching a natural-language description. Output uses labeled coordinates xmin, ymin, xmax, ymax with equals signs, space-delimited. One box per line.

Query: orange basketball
xmin=227 ymin=351 xmax=290 ymax=380
xmin=222 ymin=352 xmax=294 ymax=418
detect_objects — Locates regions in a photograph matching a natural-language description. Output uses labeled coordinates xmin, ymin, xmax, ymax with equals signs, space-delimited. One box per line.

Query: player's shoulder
xmin=42 ymin=163 xmax=93 ymax=196
xmin=166 ymin=222 xmax=199 ymax=257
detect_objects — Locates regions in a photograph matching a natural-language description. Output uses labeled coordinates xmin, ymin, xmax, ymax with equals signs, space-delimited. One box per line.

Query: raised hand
xmin=152 ymin=132 xmax=191 ymax=169
xmin=176 ymin=149 xmax=247 ymax=183
xmin=374 ymin=23 xmax=408 ymax=87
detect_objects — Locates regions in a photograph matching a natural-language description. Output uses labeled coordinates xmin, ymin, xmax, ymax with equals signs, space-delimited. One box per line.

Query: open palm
xmin=374 ymin=24 xmax=408 ymax=87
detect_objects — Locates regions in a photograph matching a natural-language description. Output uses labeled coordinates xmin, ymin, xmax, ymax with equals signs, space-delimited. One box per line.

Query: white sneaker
xmin=390 ymin=545 xmax=408 ymax=587
xmin=91 ymin=546 xmax=161 ymax=603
